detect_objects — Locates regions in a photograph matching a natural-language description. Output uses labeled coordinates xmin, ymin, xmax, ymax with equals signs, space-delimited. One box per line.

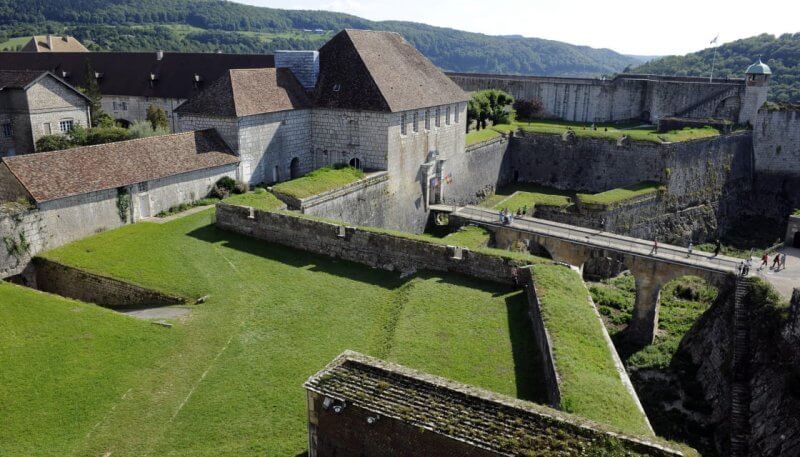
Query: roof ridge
xmin=4 ymin=129 xmax=215 ymax=162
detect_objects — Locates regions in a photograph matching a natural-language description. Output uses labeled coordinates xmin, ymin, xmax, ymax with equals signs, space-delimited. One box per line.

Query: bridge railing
xmin=457 ymin=206 xmax=741 ymax=274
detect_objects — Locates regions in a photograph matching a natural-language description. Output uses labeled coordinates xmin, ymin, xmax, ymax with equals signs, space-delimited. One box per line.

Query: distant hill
xmin=0 ymin=0 xmax=639 ymax=77
xmin=632 ymin=33 xmax=800 ymax=103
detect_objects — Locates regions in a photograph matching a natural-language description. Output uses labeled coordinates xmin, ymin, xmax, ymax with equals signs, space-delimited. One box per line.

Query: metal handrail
xmin=457 ymin=206 xmax=740 ymax=273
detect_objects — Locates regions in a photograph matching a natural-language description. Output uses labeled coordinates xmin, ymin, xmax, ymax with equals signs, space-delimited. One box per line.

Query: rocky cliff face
xmin=666 ymin=284 xmax=800 ymax=456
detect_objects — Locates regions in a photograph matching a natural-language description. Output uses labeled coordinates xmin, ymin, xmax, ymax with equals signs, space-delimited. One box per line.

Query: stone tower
xmin=739 ymin=58 xmax=771 ymax=125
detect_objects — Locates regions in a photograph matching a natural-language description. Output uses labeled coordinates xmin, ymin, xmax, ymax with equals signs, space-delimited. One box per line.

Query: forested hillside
xmin=632 ymin=33 xmax=800 ymax=103
xmin=0 ymin=0 xmax=639 ymax=77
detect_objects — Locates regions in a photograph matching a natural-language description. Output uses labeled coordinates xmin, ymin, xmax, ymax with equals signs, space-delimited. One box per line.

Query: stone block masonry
xmin=753 ymin=108 xmax=800 ymax=176
xmin=32 ymin=257 xmax=183 ymax=308
xmin=215 ymin=203 xmax=524 ymax=285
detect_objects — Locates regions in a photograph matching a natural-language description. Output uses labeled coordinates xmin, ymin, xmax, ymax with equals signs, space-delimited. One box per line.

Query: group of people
xmin=499 ymin=206 xmax=530 ymax=225
xmin=759 ymin=252 xmax=788 ymax=272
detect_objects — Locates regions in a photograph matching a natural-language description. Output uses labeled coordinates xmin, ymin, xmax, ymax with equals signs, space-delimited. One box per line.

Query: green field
xmin=479 ymin=183 xmax=574 ymax=212
xmin=0 ymin=36 xmax=31 ymax=51
xmin=577 ymin=181 xmax=663 ymax=207
xmin=466 ymin=128 xmax=501 ymax=145
xmin=2 ymin=209 xmax=545 ymax=455
xmin=532 ymin=265 xmax=652 ymax=437
xmin=514 ymin=120 xmax=721 ymax=143
xmin=271 ymin=166 xmax=364 ymax=199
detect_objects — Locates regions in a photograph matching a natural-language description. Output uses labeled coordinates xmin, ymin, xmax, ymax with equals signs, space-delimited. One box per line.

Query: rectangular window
xmin=446 ymin=106 xmax=451 ymax=125
xmin=42 ymin=123 xmax=51 ymax=135
xmin=454 ymin=105 xmax=460 ymax=123
xmin=112 ymin=101 xmax=118 ymax=110
xmin=121 ymin=101 xmax=128 ymax=111
xmin=2 ymin=123 xmax=12 ymax=138
xmin=413 ymin=112 xmax=419 ymax=133
xmin=435 ymin=107 xmax=441 ymax=128
xmin=401 ymin=113 xmax=407 ymax=135
xmin=425 ymin=109 xmax=431 ymax=131
xmin=137 ymin=182 xmax=148 ymax=192
xmin=59 ymin=120 xmax=74 ymax=133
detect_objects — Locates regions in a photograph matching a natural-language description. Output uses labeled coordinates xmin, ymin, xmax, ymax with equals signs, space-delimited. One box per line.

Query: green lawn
xmin=532 ymin=265 xmax=652 ymax=437
xmin=465 ymin=124 xmax=516 ymax=146
xmin=271 ymin=166 xmax=364 ymax=199
xmin=514 ymin=120 xmax=720 ymax=144
xmin=577 ymin=181 xmax=663 ymax=207
xmin=466 ymin=128 xmax=501 ymax=145
xmin=478 ymin=183 xmax=574 ymax=212
xmin=440 ymin=225 xmax=491 ymax=249
xmin=222 ymin=189 xmax=284 ymax=211
xmin=794 ymin=209 xmax=800 ymax=216
xmin=3 ymin=210 xmax=544 ymax=455
xmin=0 ymin=36 xmax=31 ymax=51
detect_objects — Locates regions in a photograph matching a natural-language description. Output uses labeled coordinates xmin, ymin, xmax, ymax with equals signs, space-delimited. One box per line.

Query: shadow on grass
xmin=505 ymin=292 xmax=548 ymax=403
xmin=187 ymin=223 xmax=414 ymax=290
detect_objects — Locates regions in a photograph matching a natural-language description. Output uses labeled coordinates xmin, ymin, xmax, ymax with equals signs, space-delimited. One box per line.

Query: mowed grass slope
xmin=0 ymin=282 xmax=178 ymax=456
xmin=532 ymin=264 xmax=652 ymax=437
xmin=271 ymin=166 xmax=364 ymax=199
xmin=3 ymin=209 xmax=542 ymax=456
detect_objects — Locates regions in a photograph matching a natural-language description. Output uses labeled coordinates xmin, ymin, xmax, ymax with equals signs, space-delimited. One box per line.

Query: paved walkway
xmin=756 ymin=246 xmax=800 ymax=301
xmin=454 ymin=206 xmax=744 ymax=275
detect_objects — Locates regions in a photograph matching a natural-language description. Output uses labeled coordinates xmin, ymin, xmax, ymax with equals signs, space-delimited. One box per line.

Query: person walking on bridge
xmin=759 ymin=253 xmax=769 ymax=271
xmin=687 ymin=242 xmax=694 ymax=258
xmin=713 ymin=239 xmax=722 ymax=257
xmin=650 ymin=239 xmax=659 ymax=256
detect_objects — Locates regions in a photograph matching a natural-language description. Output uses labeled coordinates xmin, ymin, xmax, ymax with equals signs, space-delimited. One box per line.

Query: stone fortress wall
xmin=447 ymin=73 xmax=746 ymax=123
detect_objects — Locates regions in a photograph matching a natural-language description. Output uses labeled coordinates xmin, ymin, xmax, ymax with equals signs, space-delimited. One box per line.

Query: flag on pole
xmin=710 ymin=35 xmax=719 ymax=45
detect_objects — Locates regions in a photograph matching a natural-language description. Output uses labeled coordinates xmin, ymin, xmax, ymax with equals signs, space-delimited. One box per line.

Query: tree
xmin=467 ymin=89 xmax=515 ymax=130
xmin=513 ymin=98 xmax=545 ymax=121
xmin=129 ymin=120 xmax=169 ymax=139
xmin=80 ymin=59 xmax=113 ymax=127
xmin=146 ymin=105 xmax=169 ymax=130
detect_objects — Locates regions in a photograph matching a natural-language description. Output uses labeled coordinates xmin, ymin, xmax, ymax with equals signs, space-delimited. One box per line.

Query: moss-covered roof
xmin=305 ymin=351 xmax=683 ymax=456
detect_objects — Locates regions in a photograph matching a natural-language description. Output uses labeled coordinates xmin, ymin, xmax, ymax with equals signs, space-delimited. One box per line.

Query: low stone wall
xmin=523 ymin=273 xmax=561 ymax=408
xmin=32 ymin=257 xmax=183 ymax=308
xmin=277 ymin=172 xmax=392 ymax=229
xmin=0 ymin=206 xmax=48 ymax=278
xmin=215 ymin=203 xmax=527 ymax=285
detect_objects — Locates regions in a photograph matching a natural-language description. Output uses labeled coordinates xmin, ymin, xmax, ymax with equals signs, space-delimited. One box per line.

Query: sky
xmin=237 ymin=0 xmax=799 ymax=56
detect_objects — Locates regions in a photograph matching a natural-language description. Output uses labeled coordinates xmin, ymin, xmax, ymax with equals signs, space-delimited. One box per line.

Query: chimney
xmin=275 ymin=50 xmax=320 ymax=91
xmin=156 ymin=50 xmax=164 ymax=61
xmin=61 ymin=36 xmax=68 ymax=42
xmin=46 ymin=35 xmax=53 ymax=50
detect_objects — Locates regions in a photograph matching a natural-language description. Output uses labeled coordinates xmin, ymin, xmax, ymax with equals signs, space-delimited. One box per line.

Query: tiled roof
xmin=0 ymin=70 xmax=48 ymax=89
xmin=2 ymin=130 xmax=239 ymax=203
xmin=305 ymin=351 xmax=683 ymax=457
xmin=0 ymin=52 xmax=275 ymax=100
xmin=175 ymin=68 xmax=311 ymax=117
xmin=314 ymin=29 xmax=469 ymax=112
xmin=22 ymin=35 xmax=89 ymax=53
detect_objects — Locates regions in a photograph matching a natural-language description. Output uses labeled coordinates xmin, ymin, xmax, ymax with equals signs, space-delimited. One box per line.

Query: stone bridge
xmin=449 ymin=206 xmax=740 ymax=345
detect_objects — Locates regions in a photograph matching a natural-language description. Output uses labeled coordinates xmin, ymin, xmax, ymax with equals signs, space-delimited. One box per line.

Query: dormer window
xmin=61 ymin=71 xmax=70 ymax=78
xmin=333 ymin=84 xmax=341 ymax=92
xmin=94 ymin=72 xmax=103 ymax=79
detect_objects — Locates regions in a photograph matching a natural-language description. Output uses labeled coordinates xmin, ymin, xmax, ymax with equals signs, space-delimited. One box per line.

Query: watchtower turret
xmin=739 ymin=58 xmax=771 ymax=125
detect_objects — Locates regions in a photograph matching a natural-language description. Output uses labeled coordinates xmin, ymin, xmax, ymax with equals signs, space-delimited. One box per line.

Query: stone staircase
xmin=673 ymin=86 xmax=739 ymax=119
xmin=730 ymin=277 xmax=752 ymax=457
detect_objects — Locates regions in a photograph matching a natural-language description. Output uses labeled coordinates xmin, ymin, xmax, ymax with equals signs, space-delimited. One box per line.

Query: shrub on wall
xmin=116 ymin=187 xmax=131 ymax=222
xmin=35 ymin=135 xmax=74 ymax=152
xmin=129 ymin=120 xmax=169 ymax=139
xmin=35 ymin=126 xmax=132 ymax=152
xmin=210 ymin=177 xmax=248 ymax=199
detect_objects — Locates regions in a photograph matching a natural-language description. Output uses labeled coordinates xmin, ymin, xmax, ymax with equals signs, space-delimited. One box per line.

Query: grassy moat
xmin=1 ymin=209 xmax=544 ymax=456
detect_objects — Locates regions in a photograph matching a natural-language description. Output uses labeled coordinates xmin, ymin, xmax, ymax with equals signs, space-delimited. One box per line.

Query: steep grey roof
xmin=175 ymin=68 xmax=311 ymax=117
xmin=305 ymin=351 xmax=682 ymax=457
xmin=0 ymin=52 xmax=275 ymax=100
xmin=2 ymin=130 xmax=238 ymax=203
xmin=314 ymin=29 xmax=469 ymax=112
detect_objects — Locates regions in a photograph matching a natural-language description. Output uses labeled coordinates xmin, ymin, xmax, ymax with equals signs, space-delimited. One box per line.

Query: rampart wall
xmin=753 ymin=108 xmax=800 ymax=175
xmin=215 ymin=203 xmax=524 ymax=284
xmin=447 ymin=73 xmax=745 ymax=123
